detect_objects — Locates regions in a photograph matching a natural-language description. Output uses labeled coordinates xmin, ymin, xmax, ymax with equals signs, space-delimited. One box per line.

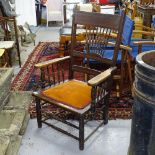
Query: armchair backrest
xmin=70 ymin=11 xmax=125 ymax=79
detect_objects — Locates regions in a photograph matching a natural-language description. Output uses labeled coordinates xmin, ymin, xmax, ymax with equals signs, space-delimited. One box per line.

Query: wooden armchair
xmin=0 ymin=16 xmax=21 ymax=67
xmin=32 ymin=11 xmax=125 ymax=150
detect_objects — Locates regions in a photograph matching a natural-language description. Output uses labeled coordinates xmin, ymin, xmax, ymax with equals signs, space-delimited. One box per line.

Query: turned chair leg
xmin=79 ymin=116 xmax=84 ymax=150
xmin=36 ymin=98 xmax=42 ymax=128
xmin=126 ymin=53 xmax=133 ymax=93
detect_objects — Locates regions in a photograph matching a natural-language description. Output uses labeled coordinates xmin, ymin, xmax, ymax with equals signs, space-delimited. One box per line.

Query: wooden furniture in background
xmin=125 ymin=2 xmax=155 ymax=39
xmin=63 ymin=0 xmax=80 ymax=23
xmin=0 ymin=16 xmax=21 ymax=67
xmin=0 ymin=41 xmax=15 ymax=67
xmin=137 ymin=5 xmax=155 ymax=27
xmin=59 ymin=3 xmax=102 ymax=51
xmin=139 ymin=0 xmax=154 ymax=5
xmin=43 ymin=0 xmax=64 ymax=27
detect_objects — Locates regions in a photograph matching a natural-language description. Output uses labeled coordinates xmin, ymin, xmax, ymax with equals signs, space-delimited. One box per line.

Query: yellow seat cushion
xmin=42 ymin=80 xmax=92 ymax=109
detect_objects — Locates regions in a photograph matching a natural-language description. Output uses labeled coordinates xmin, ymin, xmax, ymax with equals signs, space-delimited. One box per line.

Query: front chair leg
xmin=35 ymin=98 xmax=42 ymax=128
xmin=79 ymin=115 xmax=84 ymax=150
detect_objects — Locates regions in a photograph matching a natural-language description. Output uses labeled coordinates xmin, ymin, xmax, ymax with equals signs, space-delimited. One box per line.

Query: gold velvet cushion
xmin=42 ymin=80 xmax=92 ymax=109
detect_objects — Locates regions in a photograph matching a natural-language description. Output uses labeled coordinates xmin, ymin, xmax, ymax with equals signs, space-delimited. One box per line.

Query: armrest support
xmin=133 ymin=41 xmax=155 ymax=54
xmin=35 ymin=56 xmax=70 ymax=68
xmin=108 ymin=42 xmax=132 ymax=51
xmin=133 ymin=41 xmax=155 ymax=45
xmin=88 ymin=67 xmax=116 ymax=86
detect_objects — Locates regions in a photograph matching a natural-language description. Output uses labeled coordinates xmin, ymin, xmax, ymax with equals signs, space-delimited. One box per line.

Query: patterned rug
xmin=11 ymin=42 xmax=133 ymax=119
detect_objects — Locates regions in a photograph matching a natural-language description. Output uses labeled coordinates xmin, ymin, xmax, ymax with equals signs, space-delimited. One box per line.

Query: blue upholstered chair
xmin=85 ymin=14 xmax=155 ymax=97
xmin=84 ymin=15 xmax=134 ymax=97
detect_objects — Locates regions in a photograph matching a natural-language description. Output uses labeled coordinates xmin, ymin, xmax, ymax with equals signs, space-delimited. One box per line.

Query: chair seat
xmin=42 ymin=80 xmax=92 ymax=109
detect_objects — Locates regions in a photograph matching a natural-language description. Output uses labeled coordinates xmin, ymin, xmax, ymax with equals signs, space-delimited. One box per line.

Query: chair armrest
xmin=88 ymin=67 xmax=116 ymax=86
xmin=108 ymin=42 xmax=132 ymax=51
xmin=110 ymin=32 xmax=117 ymax=38
xmin=133 ymin=41 xmax=155 ymax=45
xmin=133 ymin=30 xmax=155 ymax=37
xmin=35 ymin=56 xmax=70 ymax=68
xmin=133 ymin=41 xmax=155 ymax=54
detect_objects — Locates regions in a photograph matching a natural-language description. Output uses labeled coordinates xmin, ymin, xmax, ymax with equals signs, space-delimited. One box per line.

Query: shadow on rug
xmin=11 ymin=42 xmax=133 ymax=119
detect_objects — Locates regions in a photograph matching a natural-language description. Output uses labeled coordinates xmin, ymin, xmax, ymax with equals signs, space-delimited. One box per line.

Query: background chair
xmin=125 ymin=3 xmax=155 ymax=65
xmin=125 ymin=1 xmax=155 ymax=39
xmin=0 ymin=16 xmax=21 ymax=67
xmin=114 ymin=15 xmax=134 ymax=97
xmin=105 ymin=14 xmax=155 ymax=96
xmin=32 ymin=11 xmax=125 ymax=150
xmin=84 ymin=15 xmax=134 ymax=97
xmin=45 ymin=0 xmax=64 ymax=27
xmin=59 ymin=2 xmax=100 ymax=53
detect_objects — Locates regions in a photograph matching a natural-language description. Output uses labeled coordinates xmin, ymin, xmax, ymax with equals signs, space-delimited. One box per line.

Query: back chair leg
xmin=79 ymin=116 xmax=84 ymax=150
xmin=36 ymin=98 xmax=42 ymax=128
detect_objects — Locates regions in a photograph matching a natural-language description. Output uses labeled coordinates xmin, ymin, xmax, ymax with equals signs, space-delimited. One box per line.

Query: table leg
xmin=64 ymin=0 xmax=67 ymax=23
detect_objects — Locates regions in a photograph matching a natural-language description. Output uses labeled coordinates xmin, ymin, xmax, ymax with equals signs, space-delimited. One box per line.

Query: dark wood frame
xmin=32 ymin=11 xmax=125 ymax=150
